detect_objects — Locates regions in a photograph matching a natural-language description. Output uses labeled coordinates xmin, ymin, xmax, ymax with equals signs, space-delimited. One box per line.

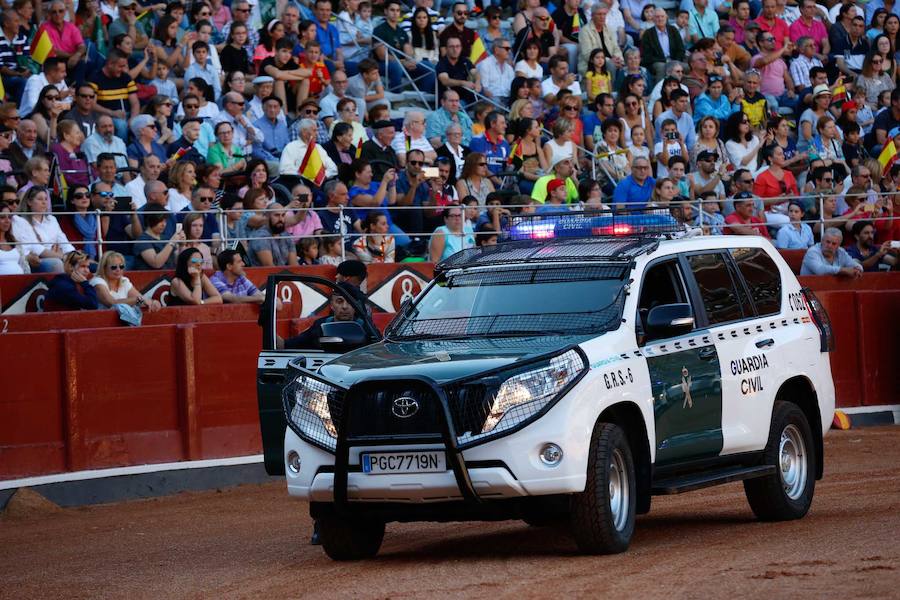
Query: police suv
xmin=256 ymin=212 xmax=836 ymax=561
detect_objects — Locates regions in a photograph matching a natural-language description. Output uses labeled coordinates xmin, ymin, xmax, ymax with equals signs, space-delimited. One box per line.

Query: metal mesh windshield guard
xmin=389 ymin=290 xmax=626 ymax=339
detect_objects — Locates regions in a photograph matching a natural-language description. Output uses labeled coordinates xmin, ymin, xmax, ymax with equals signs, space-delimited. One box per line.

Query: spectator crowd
xmin=0 ymin=0 xmax=899 ymax=300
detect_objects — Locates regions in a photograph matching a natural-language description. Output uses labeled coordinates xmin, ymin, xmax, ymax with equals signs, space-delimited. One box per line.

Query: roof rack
xmin=436 ymin=209 xmax=678 ymax=272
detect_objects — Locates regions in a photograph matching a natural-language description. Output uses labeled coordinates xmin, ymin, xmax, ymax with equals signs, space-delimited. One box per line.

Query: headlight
xmin=284 ymin=374 xmax=343 ymax=452
xmin=481 ymin=349 xmax=584 ymax=434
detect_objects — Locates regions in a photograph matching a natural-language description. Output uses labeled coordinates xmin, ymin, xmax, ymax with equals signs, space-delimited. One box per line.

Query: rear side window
xmin=687 ymin=252 xmax=744 ymax=325
xmin=731 ymin=247 xmax=782 ymax=316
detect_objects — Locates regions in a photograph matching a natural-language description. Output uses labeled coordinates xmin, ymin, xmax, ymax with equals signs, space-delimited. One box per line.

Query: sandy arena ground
xmin=2 ymin=426 xmax=899 ymax=600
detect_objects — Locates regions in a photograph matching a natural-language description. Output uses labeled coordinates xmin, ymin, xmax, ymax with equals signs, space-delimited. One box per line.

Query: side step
xmin=651 ymin=465 xmax=776 ymax=495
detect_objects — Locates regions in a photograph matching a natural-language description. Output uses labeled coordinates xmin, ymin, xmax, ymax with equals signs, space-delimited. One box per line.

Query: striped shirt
xmin=89 ymin=71 xmax=138 ymax=113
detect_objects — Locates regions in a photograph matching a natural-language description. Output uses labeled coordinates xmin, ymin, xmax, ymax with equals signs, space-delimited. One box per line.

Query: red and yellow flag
xmin=299 ymin=142 xmax=327 ymax=187
xmin=831 ymin=84 xmax=848 ymax=105
xmin=571 ymin=12 xmax=581 ymax=36
xmin=878 ymin=139 xmax=898 ymax=176
xmin=31 ymin=28 xmax=54 ymax=65
xmin=0 ymin=76 xmax=5 ymax=101
xmin=469 ymin=32 xmax=488 ymax=64
xmin=508 ymin=138 xmax=523 ymax=165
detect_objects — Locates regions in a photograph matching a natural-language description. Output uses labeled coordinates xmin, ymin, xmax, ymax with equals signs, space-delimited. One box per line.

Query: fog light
xmin=539 ymin=443 xmax=563 ymax=467
xmin=287 ymin=450 xmax=301 ymax=474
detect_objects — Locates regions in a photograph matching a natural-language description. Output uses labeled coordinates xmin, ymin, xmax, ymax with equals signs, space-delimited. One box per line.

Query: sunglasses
xmin=190 ymin=259 xmax=204 ymax=264
xmin=95 ymin=191 xmax=115 ymax=198
xmin=455 ymin=10 xmax=468 ymax=15
xmin=234 ymin=7 xmax=250 ymax=12
xmin=184 ymin=104 xmax=199 ymax=109
xmin=45 ymin=95 xmax=60 ymax=101
xmin=108 ymin=264 xmax=125 ymax=271
xmin=478 ymin=162 xmax=487 ymax=166
xmin=740 ymin=178 xmax=753 ymax=184
xmin=78 ymin=93 xmax=96 ymax=99
xmin=304 ymin=109 xmax=320 ymax=115
xmin=73 ymin=192 xmax=89 ymax=199
xmin=563 ymin=106 xmax=577 ymax=111
xmin=408 ymin=160 xmax=424 ymax=166
xmin=230 ymin=100 xmax=246 ymax=106
xmin=199 ymin=196 xmax=215 ymax=202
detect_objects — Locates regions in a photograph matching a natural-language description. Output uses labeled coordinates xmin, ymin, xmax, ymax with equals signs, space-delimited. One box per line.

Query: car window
xmin=637 ymin=260 xmax=689 ymax=334
xmin=687 ymin=252 xmax=745 ymax=325
xmin=730 ymin=247 xmax=782 ymax=317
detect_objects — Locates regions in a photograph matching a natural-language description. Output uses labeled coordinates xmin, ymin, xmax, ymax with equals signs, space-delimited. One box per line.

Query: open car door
xmin=257 ymin=274 xmax=381 ymax=475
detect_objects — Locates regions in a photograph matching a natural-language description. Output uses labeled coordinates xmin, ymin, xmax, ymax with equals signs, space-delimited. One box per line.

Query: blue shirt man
xmin=469 ymin=113 xmax=511 ymax=177
xmin=613 ymin=158 xmax=655 ymax=209
xmin=252 ymin=97 xmax=290 ymax=161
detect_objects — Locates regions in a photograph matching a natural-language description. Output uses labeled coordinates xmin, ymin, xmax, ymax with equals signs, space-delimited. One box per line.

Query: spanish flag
xmin=508 ymin=138 xmax=523 ymax=165
xmin=571 ymin=12 xmax=581 ymax=35
xmin=299 ymin=142 xmax=327 ymax=187
xmin=469 ymin=32 xmax=488 ymax=64
xmin=31 ymin=28 xmax=54 ymax=65
xmin=878 ymin=139 xmax=898 ymax=176
xmin=0 ymin=77 xmax=5 ymax=101
xmin=831 ymin=84 xmax=848 ymax=106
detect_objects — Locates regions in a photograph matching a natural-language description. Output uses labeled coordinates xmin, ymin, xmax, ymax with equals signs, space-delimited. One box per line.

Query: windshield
xmin=387 ymin=265 xmax=628 ymax=340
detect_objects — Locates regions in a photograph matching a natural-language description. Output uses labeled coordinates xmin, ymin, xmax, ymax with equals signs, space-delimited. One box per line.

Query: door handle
xmin=698 ymin=347 xmax=716 ymax=361
xmin=259 ymin=372 xmax=285 ymax=384
xmin=755 ymin=338 xmax=775 ymax=349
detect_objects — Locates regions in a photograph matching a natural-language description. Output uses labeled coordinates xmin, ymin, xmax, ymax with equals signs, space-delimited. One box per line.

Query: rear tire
xmin=319 ymin=517 xmax=385 ymax=560
xmin=744 ymin=401 xmax=816 ymax=521
xmin=569 ymin=422 xmax=636 ymax=554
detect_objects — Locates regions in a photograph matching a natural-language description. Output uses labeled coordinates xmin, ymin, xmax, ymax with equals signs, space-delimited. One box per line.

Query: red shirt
xmin=753 ymin=168 xmax=798 ymax=200
xmin=755 ymin=15 xmax=790 ymax=50
xmin=724 ymin=212 xmax=771 ymax=238
xmin=299 ymin=59 xmax=330 ymax=97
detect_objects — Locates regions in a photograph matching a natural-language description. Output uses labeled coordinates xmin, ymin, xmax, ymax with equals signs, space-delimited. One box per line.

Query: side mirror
xmin=319 ymin=320 xmax=368 ymax=353
xmin=645 ymin=303 xmax=694 ymax=341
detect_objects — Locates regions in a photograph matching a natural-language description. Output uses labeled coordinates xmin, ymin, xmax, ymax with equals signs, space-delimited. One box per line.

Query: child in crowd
xmin=261 ymin=38 xmax=307 ymax=112
xmin=842 ymin=122 xmax=867 ymax=169
xmin=471 ymin=102 xmax=492 ymax=137
xmin=668 ymin=156 xmax=691 ymax=198
xmin=585 ymin=49 xmax=613 ymax=103
xmin=297 ymin=237 xmax=320 ymax=265
xmin=318 ymin=235 xmax=344 ymax=266
xmin=355 ymin=1 xmax=375 ymax=41
xmin=638 ymin=4 xmax=656 ymax=33
xmin=655 ymin=119 xmax=686 ymax=178
xmin=697 ymin=190 xmax=726 ymax=235
xmin=628 ymin=125 xmax=650 ymax=162
xmin=298 ymin=41 xmax=331 ymax=99
xmin=150 ymin=62 xmax=178 ymax=99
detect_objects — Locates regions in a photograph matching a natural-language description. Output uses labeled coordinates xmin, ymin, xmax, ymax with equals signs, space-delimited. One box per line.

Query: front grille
xmin=343 ymin=383 xmax=444 ymax=439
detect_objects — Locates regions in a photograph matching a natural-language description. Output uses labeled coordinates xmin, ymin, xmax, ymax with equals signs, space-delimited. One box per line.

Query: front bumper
xmin=283 ymin=370 xmax=599 ymax=504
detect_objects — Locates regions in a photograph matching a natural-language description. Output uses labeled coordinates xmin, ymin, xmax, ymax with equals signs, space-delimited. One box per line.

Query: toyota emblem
xmin=391 ymin=396 xmax=419 ymax=418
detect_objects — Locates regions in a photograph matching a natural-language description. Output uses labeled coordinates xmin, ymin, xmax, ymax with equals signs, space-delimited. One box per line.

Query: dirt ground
xmin=2 ymin=426 xmax=899 ymax=600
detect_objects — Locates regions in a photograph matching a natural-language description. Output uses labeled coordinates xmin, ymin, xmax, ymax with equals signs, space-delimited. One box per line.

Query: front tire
xmin=569 ymin=422 xmax=636 ymax=554
xmin=744 ymin=401 xmax=816 ymax=521
xmin=319 ymin=517 xmax=385 ymax=560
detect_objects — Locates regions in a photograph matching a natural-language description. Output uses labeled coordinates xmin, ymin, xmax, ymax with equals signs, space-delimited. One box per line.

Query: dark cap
xmin=372 ymin=119 xmax=395 ymax=130
xmin=336 ymin=259 xmax=368 ymax=280
xmin=744 ymin=21 xmax=761 ymax=30
xmin=298 ymin=98 xmax=320 ymax=111
xmin=180 ymin=117 xmax=203 ymax=127
xmin=697 ymin=149 xmax=719 ymax=161
xmin=733 ymin=191 xmax=755 ymax=200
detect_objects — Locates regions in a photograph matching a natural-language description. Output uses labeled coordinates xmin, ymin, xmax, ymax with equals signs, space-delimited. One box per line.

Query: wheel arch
xmin=598 ymin=401 xmax=652 ymax=514
xmin=774 ymin=376 xmax=824 ymax=480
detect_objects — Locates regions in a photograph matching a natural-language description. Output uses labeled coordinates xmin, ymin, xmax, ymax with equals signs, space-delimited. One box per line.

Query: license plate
xmin=361 ymin=451 xmax=447 ymax=475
